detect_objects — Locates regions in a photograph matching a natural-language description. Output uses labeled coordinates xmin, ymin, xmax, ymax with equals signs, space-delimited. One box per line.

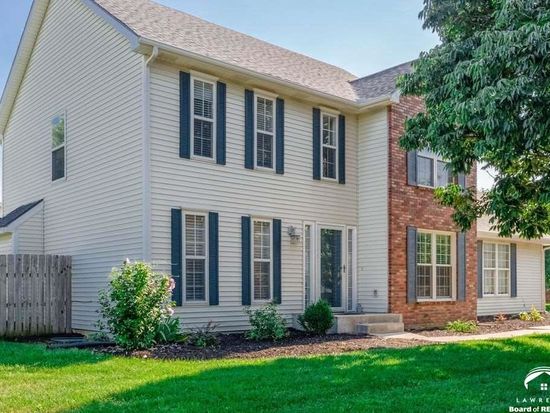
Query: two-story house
xmin=0 ymin=0 xmax=546 ymax=333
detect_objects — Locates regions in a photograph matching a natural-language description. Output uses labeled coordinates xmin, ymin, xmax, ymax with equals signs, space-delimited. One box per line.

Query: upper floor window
xmin=416 ymin=231 xmax=454 ymax=300
xmin=192 ymin=78 xmax=216 ymax=159
xmin=322 ymin=113 xmax=338 ymax=180
xmin=184 ymin=213 xmax=208 ymax=303
xmin=417 ymin=150 xmax=454 ymax=188
xmin=51 ymin=114 xmax=66 ymax=181
xmin=255 ymin=96 xmax=275 ymax=169
xmin=483 ymin=243 xmax=510 ymax=296
xmin=253 ymin=219 xmax=272 ymax=301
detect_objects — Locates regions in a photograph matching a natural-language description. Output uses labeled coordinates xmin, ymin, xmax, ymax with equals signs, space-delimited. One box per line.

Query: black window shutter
xmin=338 ymin=115 xmax=346 ymax=184
xmin=273 ymin=219 xmax=282 ymax=304
xmin=407 ymin=151 xmax=417 ymax=186
xmin=171 ymin=209 xmax=183 ymax=306
xmin=312 ymin=108 xmax=321 ymax=180
xmin=457 ymin=232 xmax=466 ymax=301
xmin=276 ymin=98 xmax=285 ymax=175
xmin=457 ymin=173 xmax=466 ymax=189
xmin=477 ymin=240 xmax=483 ymax=298
xmin=179 ymin=72 xmax=191 ymax=159
xmin=244 ymin=90 xmax=254 ymax=169
xmin=511 ymin=243 xmax=518 ymax=297
xmin=407 ymin=226 xmax=417 ymax=304
xmin=241 ymin=216 xmax=251 ymax=305
xmin=208 ymin=212 xmax=219 ymax=305
xmin=216 ymin=82 xmax=226 ymax=165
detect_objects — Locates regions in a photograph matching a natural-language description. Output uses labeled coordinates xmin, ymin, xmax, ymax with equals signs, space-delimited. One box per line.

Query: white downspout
xmin=142 ymin=46 xmax=159 ymax=262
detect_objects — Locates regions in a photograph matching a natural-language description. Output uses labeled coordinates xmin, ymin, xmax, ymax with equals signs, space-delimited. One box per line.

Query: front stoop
xmin=333 ymin=313 xmax=404 ymax=335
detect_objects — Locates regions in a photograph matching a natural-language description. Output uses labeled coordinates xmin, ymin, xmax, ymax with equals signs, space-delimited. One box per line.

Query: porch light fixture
xmin=287 ymin=226 xmax=301 ymax=243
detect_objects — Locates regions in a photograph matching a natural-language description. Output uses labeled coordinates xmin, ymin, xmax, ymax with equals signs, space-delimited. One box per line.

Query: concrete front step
xmin=356 ymin=322 xmax=405 ymax=335
xmin=331 ymin=313 xmax=403 ymax=334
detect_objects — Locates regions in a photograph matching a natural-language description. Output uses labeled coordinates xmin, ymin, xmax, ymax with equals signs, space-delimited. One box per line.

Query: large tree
xmin=399 ymin=0 xmax=550 ymax=239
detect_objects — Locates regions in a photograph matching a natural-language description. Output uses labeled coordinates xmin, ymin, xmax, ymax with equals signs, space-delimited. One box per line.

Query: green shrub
xmin=155 ymin=317 xmax=182 ymax=344
xmin=98 ymin=261 xmax=176 ymax=350
xmin=187 ymin=321 xmax=219 ymax=348
xmin=446 ymin=320 xmax=478 ymax=333
xmin=519 ymin=306 xmax=545 ymax=322
xmin=298 ymin=300 xmax=334 ymax=335
xmin=246 ymin=303 xmax=287 ymax=341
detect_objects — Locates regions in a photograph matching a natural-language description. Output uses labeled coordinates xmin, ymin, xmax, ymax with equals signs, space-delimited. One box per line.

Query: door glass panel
xmin=320 ymin=229 xmax=342 ymax=308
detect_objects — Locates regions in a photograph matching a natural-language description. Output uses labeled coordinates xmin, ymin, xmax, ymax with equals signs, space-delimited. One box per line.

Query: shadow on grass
xmin=63 ymin=336 xmax=550 ymax=413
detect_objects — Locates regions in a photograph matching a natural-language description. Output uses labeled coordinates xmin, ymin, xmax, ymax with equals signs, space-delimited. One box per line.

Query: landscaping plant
xmin=98 ymin=261 xmax=178 ymax=350
xmin=186 ymin=321 xmax=219 ymax=348
xmin=519 ymin=306 xmax=545 ymax=322
xmin=298 ymin=299 xmax=334 ymax=335
xmin=446 ymin=320 xmax=478 ymax=334
xmin=245 ymin=303 xmax=287 ymax=341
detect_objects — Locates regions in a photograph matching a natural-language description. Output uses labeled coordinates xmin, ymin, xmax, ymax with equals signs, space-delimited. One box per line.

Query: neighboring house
xmin=0 ymin=0 xmax=545 ymax=333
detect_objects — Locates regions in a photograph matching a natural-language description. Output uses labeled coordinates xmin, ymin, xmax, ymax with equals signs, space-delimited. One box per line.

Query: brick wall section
xmin=388 ymin=95 xmax=478 ymax=328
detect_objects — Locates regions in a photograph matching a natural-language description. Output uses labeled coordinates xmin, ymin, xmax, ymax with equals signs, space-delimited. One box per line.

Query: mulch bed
xmin=412 ymin=318 xmax=550 ymax=337
xmin=93 ymin=330 xmax=430 ymax=361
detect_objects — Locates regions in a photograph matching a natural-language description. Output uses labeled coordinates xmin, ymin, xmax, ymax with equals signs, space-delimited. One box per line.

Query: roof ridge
xmin=137 ymin=0 xmax=358 ymax=79
xmin=351 ymin=60 xmax=415 ymax=83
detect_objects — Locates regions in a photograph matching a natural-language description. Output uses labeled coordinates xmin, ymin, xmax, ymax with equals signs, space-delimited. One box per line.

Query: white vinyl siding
xmin=483 ymin=242 xmax=510 ymax=296
xmin=255 ymin=95 xmax=275 ymax=169
xmin=0 ymin=234 xmax=14 ymax=255
xmin=416 ymin=231 xmax=455 ymax=301
xmin=2 ymin=0 xmax=144 ymax=330
xmin=149 ymin=62 xmax=358 ymax=331
xmin=184 ymin=213 xmax=208 ymax=303
xmin=252 ymin=219 xmax=272 ymax=302
xmin=357 ymin=109 xmax=388 ymax=312
xmin=191 ymin=78 xmax=216 ymax=159
xmin=321 ymin=113 xmax=338 ymax=180
xmin=14 ymin=204 xmax=45 ymax=254
xmin=478 ymin=241 xmax=545 ymax=316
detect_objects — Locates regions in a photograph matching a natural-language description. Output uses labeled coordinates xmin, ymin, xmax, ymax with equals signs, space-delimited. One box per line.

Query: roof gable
xmin=0 ymin=200 xmax=43 ymax=229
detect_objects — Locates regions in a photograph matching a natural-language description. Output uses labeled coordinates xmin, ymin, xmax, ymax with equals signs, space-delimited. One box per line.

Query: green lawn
xmin=1 ymin=336 xmax=549 ymax=413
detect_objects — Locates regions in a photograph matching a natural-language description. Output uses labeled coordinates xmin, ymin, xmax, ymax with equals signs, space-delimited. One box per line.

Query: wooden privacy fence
xmin=0 ymin=255 xmax=72 ymax=337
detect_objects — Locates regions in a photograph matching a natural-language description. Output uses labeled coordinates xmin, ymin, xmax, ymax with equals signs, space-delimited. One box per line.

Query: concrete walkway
xmin=380 ymin=325 xmax=550 ymax=343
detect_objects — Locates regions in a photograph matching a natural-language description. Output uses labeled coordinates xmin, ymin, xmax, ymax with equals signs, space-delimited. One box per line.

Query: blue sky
xmin=0 ymin=0 xmax=492 ymax=190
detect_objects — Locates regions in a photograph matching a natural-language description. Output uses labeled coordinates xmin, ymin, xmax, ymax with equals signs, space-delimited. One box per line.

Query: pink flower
xmin=167 ymin=308 xmax=175 ymax=316
xmin=169 ymin=278 xmax=176 ymax=291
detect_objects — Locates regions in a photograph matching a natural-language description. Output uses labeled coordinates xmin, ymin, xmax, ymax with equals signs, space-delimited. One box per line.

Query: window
xmin=255 ymin=96 xmax=275 ymax=169
xmin=483 ymin=243 xmax=510 ymax=296
xmin=322 ymin=113 xmax=337 ymax=180
xmin=51 ymin=114 xmax=66 ymax=181
xmin=253 ymin=219 xmax=272 ymax=301
xmin=184 ymin=213 xmax=208 ymax=302
xmin=416 ymin=231 xmax=454 ymax=300
xmin=303 ymin=223 xmax=313 ymax=308
xmin=417 ymin=150 xmax=454 ymax=188
xmin=192 ymin=78 xmax=216 ymax=158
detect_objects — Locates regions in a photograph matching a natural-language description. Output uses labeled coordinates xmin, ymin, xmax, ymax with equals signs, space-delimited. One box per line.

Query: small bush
xmin=298 ymin=300 xmax=334 ymax=335
xmin=494 ymin=313 xmax=507 ymax=323
xmin=98 ymin=261 xmax=176 ymax=350
xmin=246 ymin=303 xmax=287 ymax=341
xmin=519 ymin=306 xmax=545 ymax=322
xmin=446 ymin=320 xmax=478 ymax=333
xmin=187 ymin=322 xmax=219 ymax=348
xmin=155 ymin=317 xmax=182 ymax=344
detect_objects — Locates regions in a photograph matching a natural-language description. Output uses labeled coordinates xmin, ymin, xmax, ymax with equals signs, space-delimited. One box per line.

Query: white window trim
xmin=303 ymin=221 xmax=315 ymax=310
xmin=320 ymin=112 xmax=338 ymax=182
xmin=482 ymin=241 xmax=511 ymax=297
xmin=51 ymin=111 xmax=67 ymax=183
xmin=190 ymin=75 xmax=217 ymax=161
xmin=251 ymin=218 xmax=273 ymax=304
xmin=416 ymin=150 xmax=452 ymax=189
xmin=416 ymin=229 xmax=457 ymax=302
xmin=182 ymin=211 xmax=209 ymax=305
xmin=253 ymin=93 xmax=276 ymax=171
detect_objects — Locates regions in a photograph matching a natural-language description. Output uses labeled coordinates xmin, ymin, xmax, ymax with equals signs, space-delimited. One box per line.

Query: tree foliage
xmin=399 ymin=0 xmax=550 ymax=239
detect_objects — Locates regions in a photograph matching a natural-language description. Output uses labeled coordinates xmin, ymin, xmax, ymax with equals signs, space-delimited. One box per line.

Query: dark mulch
xmin=412 ymin=318 xmax=550 ymax=337
xmin=93 ymin=330 xmax=430 ymax=360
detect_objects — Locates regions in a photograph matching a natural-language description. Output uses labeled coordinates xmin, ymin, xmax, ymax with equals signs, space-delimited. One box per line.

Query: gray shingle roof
xmin=94 ymin=0 xmax=361 ymax=101
xmin=0 ymin=200 xmax=42 ymax=228
xmin=350 ymin=61 xmax=414 ymax=103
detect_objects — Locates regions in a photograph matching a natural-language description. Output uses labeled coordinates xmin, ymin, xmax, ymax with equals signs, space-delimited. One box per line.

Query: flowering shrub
xmin=519 ymin=306 xmax=545 ymax=322
xmin=98 ymin=261 xmax=177 ymax=350
xmin=245 ymin=303 xmax=287 ymax=341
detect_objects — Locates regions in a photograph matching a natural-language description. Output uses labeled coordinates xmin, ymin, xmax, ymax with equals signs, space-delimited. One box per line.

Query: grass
xmin=1 ymin=336 xmax=550 ymax=413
